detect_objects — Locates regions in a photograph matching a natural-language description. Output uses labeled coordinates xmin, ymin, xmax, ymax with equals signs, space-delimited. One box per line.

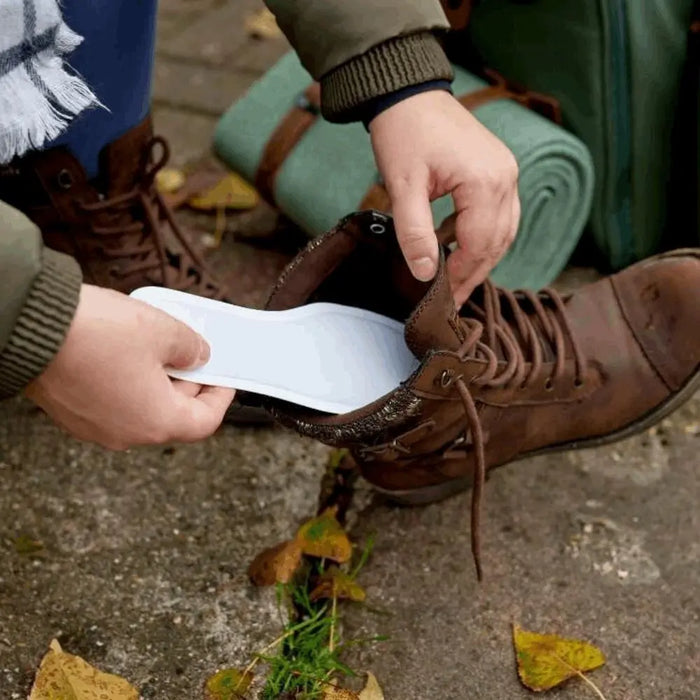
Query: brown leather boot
xmin=0 ymin=116 xmax=226 ymax=298
xmin=261 ymin=211 xmax=700 ymax=578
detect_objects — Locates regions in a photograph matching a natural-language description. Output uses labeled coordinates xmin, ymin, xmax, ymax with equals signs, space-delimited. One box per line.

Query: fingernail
xmin=413 ymin=257 xmax=437 ymax=282
xmin=198 ymin=335 xmax=211 ymax=364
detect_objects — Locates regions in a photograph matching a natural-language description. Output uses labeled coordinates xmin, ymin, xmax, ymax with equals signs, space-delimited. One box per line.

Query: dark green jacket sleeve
xmin=0 ymin=201 xmax=82 ymax=398
xmin=264 ymin=0 xmax=452 ymax=122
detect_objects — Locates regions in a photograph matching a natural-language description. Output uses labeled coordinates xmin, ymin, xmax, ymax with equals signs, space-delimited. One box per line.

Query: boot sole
xmin=375 ymin=248 xmax=700 ymax=505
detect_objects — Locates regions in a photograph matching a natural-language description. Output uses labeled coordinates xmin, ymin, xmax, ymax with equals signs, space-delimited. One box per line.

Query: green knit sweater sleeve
xmin=0 ymin=201 xmax=82 ymax=398
xmin=264 ymin=0 xmax=453 ymax=122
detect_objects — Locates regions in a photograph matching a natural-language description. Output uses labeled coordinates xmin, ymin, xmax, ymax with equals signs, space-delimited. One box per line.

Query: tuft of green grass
xmin=259 ymin=537 xmax=379 ymax=699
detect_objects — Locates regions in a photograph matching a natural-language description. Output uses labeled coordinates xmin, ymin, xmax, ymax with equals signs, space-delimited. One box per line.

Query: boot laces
xmin=449 ymin=280 xmax=586 ymax=579
xmin=76 ymin=137 xmax=225 ymax=298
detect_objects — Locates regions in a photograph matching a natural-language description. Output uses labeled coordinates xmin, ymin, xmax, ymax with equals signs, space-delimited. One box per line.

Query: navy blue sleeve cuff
xmin=361 ymin=79 xmax=453 ymax=130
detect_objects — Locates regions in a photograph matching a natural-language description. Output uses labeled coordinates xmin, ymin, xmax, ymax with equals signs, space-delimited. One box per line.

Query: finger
xmin=509 ymin=189 xmax=522 ymax=244
xmin=151 ymin=310 xmax=210 ymax=370
xmin=387 ymin=175 xmax=440 ymax=282
xmin=451 ymin=257 xmax=492 ymax=308
xmin=195 ymin=385 xmax=236 ymax=414
xmin=436 ymin=212 xmax=458 ymax=246
xmin=171 ymin=378 xmax=204 ymax=398
xmin=170 ymin=386 xmax=236 ymax=443
xmin=448 ymin=189 xmax=514 ymax=304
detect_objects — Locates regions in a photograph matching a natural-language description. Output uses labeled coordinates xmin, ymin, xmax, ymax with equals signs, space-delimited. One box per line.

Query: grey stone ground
xmin=1 ymin=2 xmax=699 ymax=698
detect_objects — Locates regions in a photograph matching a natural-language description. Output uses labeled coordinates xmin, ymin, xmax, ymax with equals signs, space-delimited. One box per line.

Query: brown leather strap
xmin=457 ymin=85 xmax=512 ymax=111
xmin=440 ymin=0 xmax=473 ymax=30
xmin=479 ymin=68 xmax=563 ymax=124
xmin=254 ymin=83 xmax=321 ymax=205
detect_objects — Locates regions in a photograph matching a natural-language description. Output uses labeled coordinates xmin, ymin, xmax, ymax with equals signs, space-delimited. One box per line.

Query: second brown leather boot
xmin=0 ymin=116 xmax=227 ymax=298
xmin=261 ymin=211 xmax=700 ymax=577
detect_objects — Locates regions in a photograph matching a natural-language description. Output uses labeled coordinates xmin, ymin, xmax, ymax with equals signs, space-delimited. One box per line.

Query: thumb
xmin=155 ymin=312 xmax=210 ymax=370
xmin=388 ymin=179 xmax=439 ymax=282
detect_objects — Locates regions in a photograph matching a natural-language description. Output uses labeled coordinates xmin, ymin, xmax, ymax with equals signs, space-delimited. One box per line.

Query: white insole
xmin=130 ymin=287 xmax=420 ymax=414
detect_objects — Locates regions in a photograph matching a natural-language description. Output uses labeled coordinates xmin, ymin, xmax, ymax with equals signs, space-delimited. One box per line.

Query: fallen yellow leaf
xmin=248 ymin=539 xmax=302 ymax=586
xmin=359 ymin=672 xmax=384 ymax=700
xmin=29 ymin=639 xmax=138 ymax=700
xmin=295 ymin=508 xmax=352 ymax=563
xmin=513 ymin=624 xmax=606 ymax=693
xmin=155 ymin=167 xmax=186 ymax=194
xmin=327 ymin=448 xmax=350 ymax=470
xmin=245 ymin=7 xmax=282 ymax=39
xmin=205 ymin=667 xmax=254 ymax=699
xmin=188 ymin=173 xmax=259 ymax=211
xmin=310 ymin=566 xmax=366 ymax=603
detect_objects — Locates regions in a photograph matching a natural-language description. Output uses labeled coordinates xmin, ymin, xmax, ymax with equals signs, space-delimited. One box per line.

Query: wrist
xmin=0 ymin=249 xmax=82 ymax=398
xmin=362 ymin=80 xmax=453 ymax=130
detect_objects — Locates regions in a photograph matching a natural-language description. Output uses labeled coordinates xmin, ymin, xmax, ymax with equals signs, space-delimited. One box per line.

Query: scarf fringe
xmin=0 ymin=22 xmax=102 ymax=164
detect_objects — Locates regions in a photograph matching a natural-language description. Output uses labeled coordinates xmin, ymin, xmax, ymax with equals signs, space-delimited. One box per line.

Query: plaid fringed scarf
xmin=0 ymin=0 xmax=101 ymax=164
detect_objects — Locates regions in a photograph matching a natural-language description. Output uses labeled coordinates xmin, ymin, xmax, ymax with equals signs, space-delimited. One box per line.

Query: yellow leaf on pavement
xmin=327 ymin=448 xmax=350 ymax=470
xmin=155 ymin=167 xmax=186 ymax=194
xmin=29 ymin=639 xmax=138 ymax=700
xmin=513 ymin=624 xmax=606 ymax=692
xmin=248 ymin=539 xmax=303 ymax=586
xmin=188 ymin=173 xmax=259 ymax=211
xmin=359 ymin=672 xmax=384 ymax=700
xmin=205 ymin=668 xmax=254 ymax=699
xmin=245 ymin=8 xmax=282 ymax=39
xmin=295 ymin=508 xmax=352 ymax=563
xmin=310 ymin=566 xmax=366 ymax=603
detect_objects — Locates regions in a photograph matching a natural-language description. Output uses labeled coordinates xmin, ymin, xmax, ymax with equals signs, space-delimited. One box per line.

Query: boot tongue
xmin=97 ymin=117 xmax=154 ymax=197
xmin=404 ymin=251 xmax=463 ymax=357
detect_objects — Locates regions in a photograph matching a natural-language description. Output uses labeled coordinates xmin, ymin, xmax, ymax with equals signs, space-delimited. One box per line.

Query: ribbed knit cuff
xmin=321 ymin=32 xmax=454 ymax=123
xmin=0 ymin=248 xmax=82 ymax=398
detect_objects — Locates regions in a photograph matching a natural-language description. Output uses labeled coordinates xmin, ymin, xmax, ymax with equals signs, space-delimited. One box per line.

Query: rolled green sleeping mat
xmin=214 ymin=52 xmax=594 ymax=289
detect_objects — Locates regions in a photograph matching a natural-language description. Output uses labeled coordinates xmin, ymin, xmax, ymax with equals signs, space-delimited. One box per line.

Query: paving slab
xmin=153 ymin=59 xmax=258 ymax=116
xmin=1 ymin=391 xmax=698 ymax=699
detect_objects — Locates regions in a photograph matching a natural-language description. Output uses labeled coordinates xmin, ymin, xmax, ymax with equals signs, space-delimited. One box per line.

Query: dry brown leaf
xmin=295 ymin=508 xmax=352 ymax=563
xmin=309 ymin=566 xmax=366 ymax=603
xmin=248 ymin=539 xmax=303 ymax=586
xmin=513 ymin=624 xmax=606 ymax=694
xmin=187 ymin=172 xmax=259 ymax=211
xmin=358 ymin=672 xmax=384 ymax=700
xmin=204 ymin=667 xmax=254 ymax=699
xmin=29 ymin=639 xmax=138 ymax=700
xmin=245 ymin=7 xmax=282 ymax=39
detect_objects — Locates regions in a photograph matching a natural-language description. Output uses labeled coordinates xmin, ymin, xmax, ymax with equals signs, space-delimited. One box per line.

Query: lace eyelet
xmin=438 ymin=369 xmax=455 ymax=389
xmin=544 ymin=378 xmax=554 ymax=391
xmin=108 ymin=266 xmax=121 ymax=278
xmin=56 ymin=169 xmax=74 ymax=190
xmin=574 ymin=378 xmax=584 ymax=389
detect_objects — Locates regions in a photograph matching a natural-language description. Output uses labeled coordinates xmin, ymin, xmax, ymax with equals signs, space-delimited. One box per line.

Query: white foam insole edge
xmin=130 ymin=287 xmax=420 ymax=414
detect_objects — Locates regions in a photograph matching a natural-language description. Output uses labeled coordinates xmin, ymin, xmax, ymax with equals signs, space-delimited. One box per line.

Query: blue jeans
xmin=48 ymin=1 xmax=158 ymax=177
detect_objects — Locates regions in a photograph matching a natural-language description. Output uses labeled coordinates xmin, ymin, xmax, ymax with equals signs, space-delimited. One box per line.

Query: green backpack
xmin=448 ymin=0 xmax=698 ymax=269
